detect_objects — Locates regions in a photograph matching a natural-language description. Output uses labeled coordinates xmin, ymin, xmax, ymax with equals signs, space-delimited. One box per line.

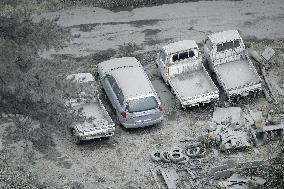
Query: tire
xmin=160 ymin=151 xmax=171 ymax=163
xmin=169 ymin=152 xmax=184 ymax=163
xmin=178 ymin=155 xmax=189 ymax=164
xmin=150 ymin=151 xmax=161 ymax=162
xmin=170 ymin=147 xmax=183 ymax=154
xmin=197 ymin=147 xmax=206 ymax=157
xmin=186 ymin=146 xmax=200 ymax=157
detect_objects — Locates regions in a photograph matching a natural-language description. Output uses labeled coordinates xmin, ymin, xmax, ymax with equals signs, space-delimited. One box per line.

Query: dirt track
xmin=1 ymin=0 xmax=284 ymax=188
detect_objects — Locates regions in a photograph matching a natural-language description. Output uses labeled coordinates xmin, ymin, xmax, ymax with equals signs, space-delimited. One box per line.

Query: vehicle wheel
xmin=160 ymin=151 xmax=171 ymax=163
xmin=150 ymin=151 xmax=161 ymax=162
xmin=72 ymin=129 xmax=81 ymax=145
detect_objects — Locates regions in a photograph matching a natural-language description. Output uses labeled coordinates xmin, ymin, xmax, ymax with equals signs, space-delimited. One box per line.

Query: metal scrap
xmin=218 ymin=173 xmax=266 ymax=189
xmin=160 ymin=168 xmax=179 ymax=189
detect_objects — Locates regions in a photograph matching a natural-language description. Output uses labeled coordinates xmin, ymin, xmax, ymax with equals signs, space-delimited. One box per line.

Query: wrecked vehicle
xmin=204 ymin=30 xmax=262 ymax=99
xmin=157 ymin=40 xmax=219 ymax=108
xmin=66 ymin=73 xmax=115 ymax=144
xmin=98 ymin=57 xmax=164 ymax=128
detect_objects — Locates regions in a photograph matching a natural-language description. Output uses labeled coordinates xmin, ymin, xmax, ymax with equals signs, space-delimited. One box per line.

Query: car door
xmin=101 ymin=75 xmax=117 ymax=109
xmin=158 ymin=50 xmax=168 ymax=81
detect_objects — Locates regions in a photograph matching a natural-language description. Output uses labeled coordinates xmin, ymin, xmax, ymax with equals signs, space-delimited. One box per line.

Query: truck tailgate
xmin=215 ymin=59 xmax=260 ymax=90
xmin=169 ymin=69 xmax=218 ymax=99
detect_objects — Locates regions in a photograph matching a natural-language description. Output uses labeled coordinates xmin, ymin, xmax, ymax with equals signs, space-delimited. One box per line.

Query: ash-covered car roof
xmin=208 ymin=29 xmax=241 ymax=45
xmin=111 ymin=66 xmax=154 ymax=99
xmin=98 ymin=57 xmax=141 ymax=75
xmin=162 ymin=40 xmax=198 ymax=55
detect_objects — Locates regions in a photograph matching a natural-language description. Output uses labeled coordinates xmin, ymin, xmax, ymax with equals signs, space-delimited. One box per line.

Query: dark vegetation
xmin=0 ymin=0 xmax=76 ymax=127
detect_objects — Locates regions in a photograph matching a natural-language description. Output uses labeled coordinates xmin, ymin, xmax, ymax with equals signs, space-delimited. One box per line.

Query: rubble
xmin=208 ymin=163 xmax=235 ymax=180
xmin=212 ymin=107 xmax=244 ymax=125
xmin=219 ymin=128 xmax=252 ymax=152
xmin=261 ymin=47 xmax=275 ymax=61
xmin=218 ymin=173 xmax=266 ymax=189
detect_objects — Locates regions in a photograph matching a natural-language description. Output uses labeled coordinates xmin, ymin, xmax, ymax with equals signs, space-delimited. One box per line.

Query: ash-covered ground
xmin=1 ymin=0 xmax=284 ymax=188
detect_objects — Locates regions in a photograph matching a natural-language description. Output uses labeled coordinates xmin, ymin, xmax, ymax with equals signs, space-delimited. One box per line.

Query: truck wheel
xmin=72 ymin=129 xmax=81 ymax=145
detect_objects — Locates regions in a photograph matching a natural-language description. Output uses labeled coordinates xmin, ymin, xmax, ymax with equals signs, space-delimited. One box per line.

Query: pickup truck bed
xmin=215 ymin=59 xmax=260 ymax=90
xmin=170 ymin=69 xmax=217 ymax=98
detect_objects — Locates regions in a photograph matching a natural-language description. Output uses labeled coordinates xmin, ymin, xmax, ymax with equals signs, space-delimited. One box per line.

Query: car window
xmin=172 ymin=50 xmax=196 ymax=62
xmin=205 ymin=39 xmax=213 ymax=51
xmin=112 ymin=82 xmax=120 ymax=96
xmin=217 ymin=40 xmax=239 ymax=52
xmin=233 ymin=40 xmax=240 ymax=48
xmin=106 ymin=75 xmax=116 ymax=86
xmin=126 ymin=96 xmax=158 ymax=113
xmin=160 ymin=50 xmax=167 ymax=64
xmin=117 ymin=89 xmax=124 ymax=106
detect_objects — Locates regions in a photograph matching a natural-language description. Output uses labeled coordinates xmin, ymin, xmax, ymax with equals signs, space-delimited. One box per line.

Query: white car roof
xmin=162 ymin=40 xmax=198 ymax=55
xmin=98 ymin=57 xmax=141 ymax=75
xmin=111 ymin=66 xmax=154 ymax=99
xmin=208 ymin=30 xmax=241 ymax=45
xmin=66 ymin=73 xmax=95 ymax=83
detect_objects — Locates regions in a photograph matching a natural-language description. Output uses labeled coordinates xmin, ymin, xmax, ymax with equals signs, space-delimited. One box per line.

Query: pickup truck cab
xmin=98 ymin=57 xmax=164 ymax=128
xmin=66 ymin=73 xmax=115 ymax=144
xmin=204 ymin=30 xmax=262 ymax=99
xmin=157 ymin=40 xmax=219 ymax=108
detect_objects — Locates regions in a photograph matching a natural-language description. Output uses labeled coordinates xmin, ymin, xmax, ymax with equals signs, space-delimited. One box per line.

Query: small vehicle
xmin=156 ymin=40 xmax=219 ymax=108
xmin=66 ymin=73 xmax=115 ymax=144
xmin=97 ymin=57 xmax=164 ymax=128
xmin=204 ymin=30 xmax=262 ymax=99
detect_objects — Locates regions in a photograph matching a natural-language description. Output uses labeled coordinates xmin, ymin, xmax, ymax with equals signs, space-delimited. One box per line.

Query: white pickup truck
xmin=66 ymin=73 xmax=115 ymax=144
xmin=204 ymin=30 xmax=262 ymax=99
xmin=157 ymin=40 xmax=219 ymax=108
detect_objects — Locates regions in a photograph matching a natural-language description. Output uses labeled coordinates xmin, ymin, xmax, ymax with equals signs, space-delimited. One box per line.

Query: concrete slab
xmin=213 ymin=107 xmax=243 ymax=125
xmin=262 ymin=47 xmax=275 ymax=61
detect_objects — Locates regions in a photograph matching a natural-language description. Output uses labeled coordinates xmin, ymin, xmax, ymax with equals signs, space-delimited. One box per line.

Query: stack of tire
xmin=150 ymin=145 xmax=206 ymax=164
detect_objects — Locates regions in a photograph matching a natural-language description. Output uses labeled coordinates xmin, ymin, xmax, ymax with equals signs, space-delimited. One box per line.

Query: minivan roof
xmin=208 ymin=30 xmax=241 ymax=45
xmin=111 ymin=66 xmax=154 ymax=99
xmin=162 ymin=40 xmax=198 ymax=55
xmin=98 ymin=57 xmax=141 ymax=75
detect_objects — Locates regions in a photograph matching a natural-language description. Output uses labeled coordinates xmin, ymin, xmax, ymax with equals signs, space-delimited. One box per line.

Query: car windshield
xmin=126 ymin=96 xmax=158 ymax=113
xmin=172 ymin=49 xmax=196 ymax=62
xmin=217 ymin=40 xmax=240 ymax=52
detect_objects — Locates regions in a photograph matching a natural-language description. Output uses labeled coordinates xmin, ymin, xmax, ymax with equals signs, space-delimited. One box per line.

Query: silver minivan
xmin=97 ymin=57 xmax=164 ymax=128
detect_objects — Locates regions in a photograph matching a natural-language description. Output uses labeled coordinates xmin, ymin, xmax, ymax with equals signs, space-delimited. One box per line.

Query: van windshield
xmin=126 ymin=96 xmax=158 ymax=113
